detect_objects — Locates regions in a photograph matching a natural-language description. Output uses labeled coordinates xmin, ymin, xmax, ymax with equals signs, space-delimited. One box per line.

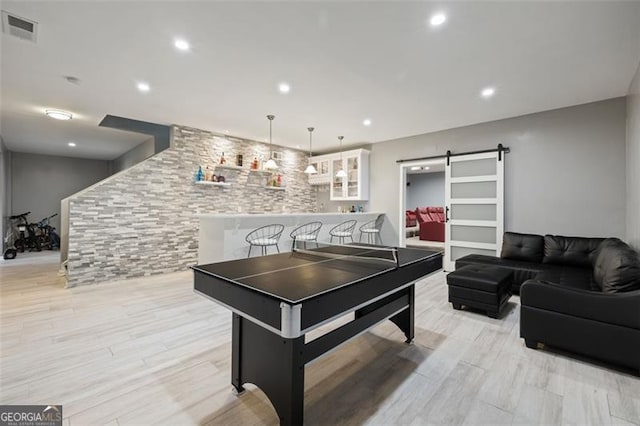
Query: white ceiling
xmin=1 ymin=1 xmax=639 ymax=160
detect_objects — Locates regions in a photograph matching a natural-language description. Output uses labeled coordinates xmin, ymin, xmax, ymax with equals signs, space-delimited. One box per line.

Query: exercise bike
xmin=10 ymin=211 xmax=40 ymax=253
xmin=36 ymin=213 xmax=60 ymax=250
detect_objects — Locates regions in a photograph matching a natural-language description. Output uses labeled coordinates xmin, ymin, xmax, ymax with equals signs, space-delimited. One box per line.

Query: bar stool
xmin=290 ymin=221 xmax=322 ymax=249
xmin=329 ymin=220 xmax=357 ymax=245
xmin=359 ymin=214 xmax=384 ymax=245
xmin=246 ymin=224 xmax=284 ymax=257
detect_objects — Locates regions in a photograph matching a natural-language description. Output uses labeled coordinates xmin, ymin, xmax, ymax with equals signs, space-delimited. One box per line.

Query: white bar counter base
xmin=198 ymin=212 xmax=385 ymax=264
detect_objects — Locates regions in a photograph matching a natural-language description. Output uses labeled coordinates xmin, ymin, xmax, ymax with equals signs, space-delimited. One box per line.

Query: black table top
xmin=192 ymin=245 xmax=441 ymax=304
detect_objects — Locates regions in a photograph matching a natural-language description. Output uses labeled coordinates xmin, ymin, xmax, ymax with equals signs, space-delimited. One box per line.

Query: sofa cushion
xmin=593 ymin=238 xmax=640 ymax=293
xmin=543 ymin=235 xmax=605 ymax=268
xmin=501 ymin=232 xmax=544 ymax=263
xmin=534 ymin=266 xmax=597 ymax=291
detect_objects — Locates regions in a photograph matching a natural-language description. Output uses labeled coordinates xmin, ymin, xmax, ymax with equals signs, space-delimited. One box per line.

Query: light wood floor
xmin=1 ymin=252 xmax=638 ymax=426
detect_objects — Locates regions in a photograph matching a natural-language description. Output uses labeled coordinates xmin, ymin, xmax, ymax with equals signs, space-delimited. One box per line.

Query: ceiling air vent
xmin=2 ymin=11 xmax=38 ymax=43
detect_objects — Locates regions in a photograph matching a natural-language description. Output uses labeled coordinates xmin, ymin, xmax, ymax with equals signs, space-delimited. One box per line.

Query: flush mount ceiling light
xmin=278 ymin=82 xmax=291 ymax=94
xmin=304 ymin=127 xmax=317 ymax=174
xmin=137 ymin=82 xmax=150 ymax=92
xmin=430 ymin=13 xmax=447 ymax=27
xmin=335 ymin=136 xmax=347 ymax=178
xmin=67 ymin=142 xmax=76 ymax=147
xmin=264 ymin=115 xmax=278 ymax=170
xmin=45 ymin=109 xmax=72 ymax=120
xmin=174 ymin=38 xmax=190 ymax=51
xmin=481 ymin=87 xmax=496 ymax=98
xmin=363 ymin=118 xmax=372 ymax=126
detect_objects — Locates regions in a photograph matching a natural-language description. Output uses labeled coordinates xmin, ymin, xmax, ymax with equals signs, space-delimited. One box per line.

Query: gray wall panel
xmin=10 ymin=152 xmax=110 ymax=232
xmin=371 ymin=98 xmax=627 ymax=243
xmin=406 ymin=172 xmax=445 ymax=210
xmin=626 ymin=61 xmax=640 ymax=250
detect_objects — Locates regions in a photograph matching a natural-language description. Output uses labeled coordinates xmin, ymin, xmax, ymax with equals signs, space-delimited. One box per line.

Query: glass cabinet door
xmin=320 ymin=159 xmax=329 ymax=176
xmin=347 ymin=156 xmax=359 ymax=197
xmin=332 ymin=158 xmax=344 ymax=198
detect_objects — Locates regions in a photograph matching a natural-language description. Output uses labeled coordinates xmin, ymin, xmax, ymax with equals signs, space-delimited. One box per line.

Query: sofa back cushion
xmin=501 ymin=232 xmax=544 ymax=263
xmin=593 ymin=238 xmax=640 ymax=293
xmin=543 ymin=235 xmax=605 ymax=268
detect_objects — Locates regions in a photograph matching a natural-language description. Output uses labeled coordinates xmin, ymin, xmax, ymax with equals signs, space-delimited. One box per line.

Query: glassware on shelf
xmin=196 ymin=166 xmax=204 ymax=182
xmin=219 ymin=152 xmax=226 ymax=164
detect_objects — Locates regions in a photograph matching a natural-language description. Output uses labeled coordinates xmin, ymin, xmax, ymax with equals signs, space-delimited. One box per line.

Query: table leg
xmin=231 ymin=314 xmax=305 ymax=425
xmin=389 ymin=285 xmax=415 ymax=343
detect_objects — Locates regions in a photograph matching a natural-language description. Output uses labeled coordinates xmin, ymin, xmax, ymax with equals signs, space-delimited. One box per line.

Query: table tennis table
xmin=192 ymin=243 xmax=442 ymax=425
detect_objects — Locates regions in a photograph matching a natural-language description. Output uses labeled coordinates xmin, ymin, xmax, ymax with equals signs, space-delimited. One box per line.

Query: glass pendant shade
xmin=264 ymin=158 xmax=278 ymax=169
xmin=304 ymin=127 xmax=317 ymax=174
xmin=265 ymin=114 xmax=278 ymax=169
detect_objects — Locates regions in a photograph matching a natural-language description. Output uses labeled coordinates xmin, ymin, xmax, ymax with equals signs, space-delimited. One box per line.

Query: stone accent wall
xmin=67 ymin=125 xmax=317 ymax=287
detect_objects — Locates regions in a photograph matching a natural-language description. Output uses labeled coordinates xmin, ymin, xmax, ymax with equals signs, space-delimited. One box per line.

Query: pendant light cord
xmin=267 ymin=114 xmax=275 ymax=159
xmin=308 ymin=127 xmax=314 ymax=158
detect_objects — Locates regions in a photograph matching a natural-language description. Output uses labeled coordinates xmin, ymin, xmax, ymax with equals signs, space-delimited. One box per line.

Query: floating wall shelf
xmin=195 ymin=181 xmax=231 ymax=187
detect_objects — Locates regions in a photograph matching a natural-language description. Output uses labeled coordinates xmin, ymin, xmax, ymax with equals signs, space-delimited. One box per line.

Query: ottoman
xmin=447 ymin=265 xmax=513 ymax=318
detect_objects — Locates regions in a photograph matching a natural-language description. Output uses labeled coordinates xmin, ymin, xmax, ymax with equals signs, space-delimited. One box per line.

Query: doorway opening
xmin=399 ymin=159 xmax=446 ymax=252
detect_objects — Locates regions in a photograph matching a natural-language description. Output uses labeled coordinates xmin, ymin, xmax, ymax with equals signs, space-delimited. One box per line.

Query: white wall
xmin=10 ymin=152 xmax=111 ymax=231
xmin=370 ymin=98 xmax=627 ymax=243
xmin=627 ymin=61 xmax=640 ymax=250
xmin=406 ymin=172 xmax=445 ymax=211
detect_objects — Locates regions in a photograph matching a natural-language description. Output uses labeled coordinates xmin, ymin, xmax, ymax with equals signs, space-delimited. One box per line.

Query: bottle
xmin=196 ymin=166 xmax=204 ymax=182
xmin=204 ymin=166 xmax=212 ymax=181
xmin=220 ymin=152 xmax=226 ymax=164
xmin=350 ymin=205 xmax=356 ymax=213
xmin=277 ymin=174 xmax=282 ymax=187
xmin=252 ymin=157 xmax=259 ymax=170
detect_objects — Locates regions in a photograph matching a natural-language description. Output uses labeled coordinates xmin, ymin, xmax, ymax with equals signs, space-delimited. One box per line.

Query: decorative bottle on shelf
xmin=251 ymin=157 xmax=259 ymax=170
xmin=196 ymin=166 xmax=204 ymax=182
xmin=219 ymin=152 xmax=226 ymax=164
xmin=277 ymin=174 xmax=282 ymax=187
xmin=204 ymin=166 xmax=212 ymax=181
xmin=350 ymin=205 xmax=356 ymax=213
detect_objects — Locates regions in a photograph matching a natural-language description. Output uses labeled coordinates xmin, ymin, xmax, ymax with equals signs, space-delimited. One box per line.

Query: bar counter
xmin=198 ymin=212 xmax=385 ymax=263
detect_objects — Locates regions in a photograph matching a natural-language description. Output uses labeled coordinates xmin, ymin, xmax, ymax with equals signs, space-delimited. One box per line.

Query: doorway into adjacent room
xmin=403 ymin=160 xmax=446 ymax=252
xmin=398 ymin=148 xmax=506 ymax=271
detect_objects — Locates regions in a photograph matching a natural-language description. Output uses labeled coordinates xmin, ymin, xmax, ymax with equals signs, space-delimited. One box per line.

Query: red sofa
xmin=416 ymin=207 xmax=445 ymax=242
xmin=405 ymin=210 xmax=417 ymax=227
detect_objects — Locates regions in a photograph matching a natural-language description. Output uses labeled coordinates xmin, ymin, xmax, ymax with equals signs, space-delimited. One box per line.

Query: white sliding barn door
xmin=444 ymin=151 xmax=504 ymax=271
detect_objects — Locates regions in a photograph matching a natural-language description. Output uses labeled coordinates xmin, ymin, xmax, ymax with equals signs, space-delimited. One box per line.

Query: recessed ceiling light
xmin=410 ymin=166 xmax=421 ymax=171
xmin=278 ymin=82 xmax=291 ymax=94
xmin=481 ymin=87 xmax=496 ymax=98
xmin=137 ymin=82 xmax=150 ymax=92
xmin=174 ymin=38 xmax=190 ymax=51
xmin=45 ymin=109 xmax=72 ymax=120
xmin=424 ymin=166 xmax=430 ymax=170
xmin=68 ymin=142 xmax=76 ymax=147
xmin=430 ymin=13 xmax=447 ymax=26
xmin=363 ymin=118 xmax=372 ymax=126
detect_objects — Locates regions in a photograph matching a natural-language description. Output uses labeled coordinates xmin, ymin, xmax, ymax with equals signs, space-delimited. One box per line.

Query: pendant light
xmin=264 ymin=114 xmax=278 ymax=170
xmin=335 ymin=136 xmax=347 ymax=178
xmin=304 ymin=127 xmax=317 ymax=174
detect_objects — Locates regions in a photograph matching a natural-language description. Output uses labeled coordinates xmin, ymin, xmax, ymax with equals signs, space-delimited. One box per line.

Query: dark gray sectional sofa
xmin=455 ymin=232 xmax=640 ymax=372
